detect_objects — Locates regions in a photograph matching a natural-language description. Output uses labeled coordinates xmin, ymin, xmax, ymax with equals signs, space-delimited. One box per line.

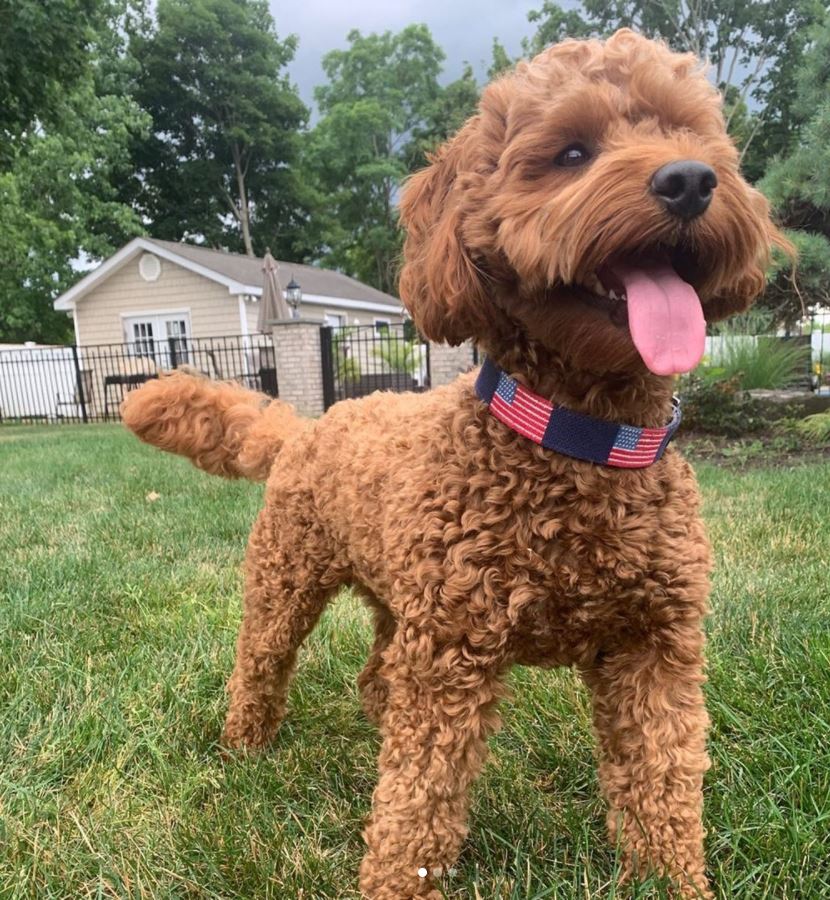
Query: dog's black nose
xmin=651 ymin=160 xmax=717 ymax=220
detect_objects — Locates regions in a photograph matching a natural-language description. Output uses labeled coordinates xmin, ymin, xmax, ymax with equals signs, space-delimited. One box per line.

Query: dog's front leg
xmin=581 ymin=624 xmax=712 ymax=899
xmin=359 ymin=628 xmax=505 ymax=899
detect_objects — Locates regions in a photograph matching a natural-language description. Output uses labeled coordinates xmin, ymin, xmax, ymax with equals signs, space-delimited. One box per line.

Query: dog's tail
xmin=121 ymin=372 xmax=300 ymax=482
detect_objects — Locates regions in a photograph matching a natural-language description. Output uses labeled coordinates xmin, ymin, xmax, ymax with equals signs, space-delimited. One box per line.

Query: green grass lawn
xmin=1 ymin=424 xmax=829 ymax=899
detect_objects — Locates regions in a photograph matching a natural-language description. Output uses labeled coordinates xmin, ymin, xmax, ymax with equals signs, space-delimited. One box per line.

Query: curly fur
xmin=122 ymin=372 xmax=302 ymax=481
xmin=121 ymin=30 xmax=787 ymax=899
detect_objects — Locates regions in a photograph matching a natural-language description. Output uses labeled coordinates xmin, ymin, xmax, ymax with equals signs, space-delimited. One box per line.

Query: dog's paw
xmin=219 ymin=719 xmax=279 ymax=755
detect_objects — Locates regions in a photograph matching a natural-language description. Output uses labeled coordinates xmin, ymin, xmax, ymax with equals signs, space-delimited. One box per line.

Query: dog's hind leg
xmin=221 ymin=498 xmax=342 ymax=751
xmin=357 ymin=597 xmax=397 ymax=726
xmin=581 ymin=623 xmax=712 ymax=899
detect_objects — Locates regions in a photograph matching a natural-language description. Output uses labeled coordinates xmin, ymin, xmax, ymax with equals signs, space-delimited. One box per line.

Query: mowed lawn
xmin=1 ymin=424 xmax=829 ymax=900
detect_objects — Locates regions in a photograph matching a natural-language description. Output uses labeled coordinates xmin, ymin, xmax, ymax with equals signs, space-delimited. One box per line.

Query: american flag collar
xmin=475 ymin=357 xmax=682 ymax=469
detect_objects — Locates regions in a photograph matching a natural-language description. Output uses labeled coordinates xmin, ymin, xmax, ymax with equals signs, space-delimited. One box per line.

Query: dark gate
xmin=320 ymin=322 xmax=430 ymax=410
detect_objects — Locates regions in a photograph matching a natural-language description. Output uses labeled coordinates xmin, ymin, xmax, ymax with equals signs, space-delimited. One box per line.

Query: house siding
xmin=241 ymin=298 xmax=404 ymax=333
xmin=74 ymin=255 xmax=242 ymax=346
xmin=72 ymin=253 xmax=403 ymax=344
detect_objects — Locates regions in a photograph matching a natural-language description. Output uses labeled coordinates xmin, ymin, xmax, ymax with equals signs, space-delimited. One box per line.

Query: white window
xmin=374 ymin=317 xmax=391 ymax=333
xmin=324 ymin=312 xmax=346 ymax=329
xmin=123 ymin=312 xmax=191 ymax=367
xmin=130 ymin=320 xmax=155 ymax=357
xmin=164 ymin=317 xmax=189 ymax=362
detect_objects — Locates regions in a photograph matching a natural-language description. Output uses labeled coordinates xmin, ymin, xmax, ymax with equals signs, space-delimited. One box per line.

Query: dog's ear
xmin=398 ymin=122 xmax=490 ymax=345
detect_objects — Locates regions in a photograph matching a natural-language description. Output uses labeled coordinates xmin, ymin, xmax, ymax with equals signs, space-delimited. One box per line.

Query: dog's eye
xmin=554 ymin=143 xmax=591 ymax=168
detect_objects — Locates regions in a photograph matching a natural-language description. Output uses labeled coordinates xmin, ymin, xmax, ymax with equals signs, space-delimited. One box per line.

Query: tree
xmin=0 ymin=0 xmax=108 ymax=162
xmin=408 ymin=63 xmax=480 ymax=170
xmin=0 ymin=4 xmax=149 ymax=343
xmin=524 ymin=0 xmax=821 ymax=180
xmin=761 ymin=11 xmax=830 ymax=238
xmin=307 ymin=25 xmax=447 ymax=294
xmin=488 ymin=38 xmax=515 ymax=80
xmin=125 ymin=0 xmax=312 ymax=258
xmin=761 ymin=231 xmax=830 ymax=329
xmin=759 ymin=11 xmax=830 ymax=327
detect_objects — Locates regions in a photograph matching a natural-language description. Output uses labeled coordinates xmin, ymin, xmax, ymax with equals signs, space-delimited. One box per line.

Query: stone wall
xmin=429 ymin=341 xmax=478 ymax=387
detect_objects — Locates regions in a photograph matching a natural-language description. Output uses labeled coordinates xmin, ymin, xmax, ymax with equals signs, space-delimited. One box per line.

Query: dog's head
xmin=399 ymin=29 xmax=788 ymax=377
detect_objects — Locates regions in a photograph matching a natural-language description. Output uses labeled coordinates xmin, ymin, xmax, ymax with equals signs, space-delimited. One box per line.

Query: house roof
xmin=53 ymin=237 xmax=403 ymax=313
xmin=147 ymin=239 xmax=402 ymax=308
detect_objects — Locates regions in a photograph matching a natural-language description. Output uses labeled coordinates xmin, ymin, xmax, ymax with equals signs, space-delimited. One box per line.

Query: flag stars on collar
xmin=476 ymin=358 xmax=680 ymax=469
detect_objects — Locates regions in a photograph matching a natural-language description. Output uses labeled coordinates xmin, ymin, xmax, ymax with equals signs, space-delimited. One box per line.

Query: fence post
xmin=320 ymin=326 xmax=336 ymax=410
xmin=428 ymin=340 xmax=478 ymax=388
xmin=70 ymin=344 xmax=89 ymax=424
xmin=271 ymin=318 xmax=326 ymax=417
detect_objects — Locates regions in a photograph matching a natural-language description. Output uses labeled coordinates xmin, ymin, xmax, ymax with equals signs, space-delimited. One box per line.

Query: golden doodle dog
xmin=123 ymin=29 xmax=785 ymax=899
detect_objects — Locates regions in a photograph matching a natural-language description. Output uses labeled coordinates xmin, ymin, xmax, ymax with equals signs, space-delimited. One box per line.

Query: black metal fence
xmin=320 ymin=322 xmax=430 ymax=410
xmin=0 ymin=334 xmax=277 ymax=424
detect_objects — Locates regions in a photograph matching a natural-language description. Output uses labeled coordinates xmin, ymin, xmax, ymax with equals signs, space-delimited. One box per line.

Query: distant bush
xmin=707 ymin=311 xmax=811 ymax=390
xmin=795 ymin=411 xmax=830 ymax=444
xmin=373 ymin=336 xmax=420 ymax=375
xmin=678 ymin=374 xmax=765 ymax=436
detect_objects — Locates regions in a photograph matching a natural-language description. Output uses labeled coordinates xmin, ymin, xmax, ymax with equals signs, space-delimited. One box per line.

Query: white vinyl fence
xmin=0 ymin=344 xmax=83 ymax=421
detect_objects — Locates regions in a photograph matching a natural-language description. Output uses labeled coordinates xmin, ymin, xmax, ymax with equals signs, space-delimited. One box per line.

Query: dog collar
xmin=475 ymin=357 xmax=681 ymax=469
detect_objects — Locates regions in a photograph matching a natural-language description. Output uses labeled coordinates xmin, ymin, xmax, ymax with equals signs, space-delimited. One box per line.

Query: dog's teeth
xmin=585 ymin=274 xmax=603 ymax=293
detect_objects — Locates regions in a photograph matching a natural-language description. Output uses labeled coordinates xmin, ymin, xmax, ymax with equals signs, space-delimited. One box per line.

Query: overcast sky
xmin=268 ymin=0 xmax=539 ymax=112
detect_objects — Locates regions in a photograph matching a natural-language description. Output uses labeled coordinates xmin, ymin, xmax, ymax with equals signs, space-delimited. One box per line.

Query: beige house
xmin=53 ymin=237 xmax=405 ymax=347
xmin=50 ymin=237 xmax=406 ymax=418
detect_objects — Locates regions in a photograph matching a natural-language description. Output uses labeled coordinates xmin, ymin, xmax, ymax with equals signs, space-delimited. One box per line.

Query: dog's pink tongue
xmin=613 ymin=262 xmax=706 ymax=376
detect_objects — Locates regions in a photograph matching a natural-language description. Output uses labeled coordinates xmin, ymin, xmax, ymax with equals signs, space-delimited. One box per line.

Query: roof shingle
xmin=148 ymin=239 xmax=402 ymax=310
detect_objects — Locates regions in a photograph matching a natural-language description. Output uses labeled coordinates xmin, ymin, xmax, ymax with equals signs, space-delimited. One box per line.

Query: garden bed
xmin=679 ymin=431 xmax=830 ymax=467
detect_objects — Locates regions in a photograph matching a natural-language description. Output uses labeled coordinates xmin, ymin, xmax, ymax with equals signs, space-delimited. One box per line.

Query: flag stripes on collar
xmin=475 ymin=357 xmax=681 ymax=469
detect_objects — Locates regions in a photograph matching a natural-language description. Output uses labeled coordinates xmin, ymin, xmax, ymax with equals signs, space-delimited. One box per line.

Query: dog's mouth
xmin=572 ymin=247 xmax=707 ymax=376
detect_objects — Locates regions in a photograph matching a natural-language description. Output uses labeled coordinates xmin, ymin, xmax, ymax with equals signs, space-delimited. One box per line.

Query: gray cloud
xmin=269 ymin=0 xmax=538 ymax=112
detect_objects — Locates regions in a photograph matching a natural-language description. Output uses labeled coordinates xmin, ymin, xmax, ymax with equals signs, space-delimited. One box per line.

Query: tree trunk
xmin=232 ymin=143 xmax=254 ymax=257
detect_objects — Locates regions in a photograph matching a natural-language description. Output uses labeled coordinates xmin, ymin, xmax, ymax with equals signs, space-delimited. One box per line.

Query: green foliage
xmin=761 ymin=229 xmax=830 ymax=328
xmin=683 ymin=311 xmax=813 ymax=435
xmin=525 ymin=1 xmax=594 ymax=49
xmin=795 ymin=411 xmax=830 ymax=444
xmin=307 ymin=25 xmax=473 ymax=294
xmin=372 ymin=335 xmax=420 ymax=375
xmin=125 ymin=0 xmax=312 ymax=258
xmin=761 ymin=10 xmax=830 ymax=238
xmin=408 ymin=63 xmax=480 ymax=170
xmin=331 ymin=327 xmax=361 ymax=383
xmin=706 ymin=310 xmax=811 ymax=390
xmin=759 ymin=11 xmax=830 ymax=328
xmin=678 ymin=374 xmax=765 ymax=436
xmin=719 ymin=338 xmax=810 ymax=390
xmin=0 ymin=6 xmax=149 ymax=342
xmin=488 ymin=38 xmax=515 ymax=79
xmin=0 ymin=0 xmax=108 ymax=160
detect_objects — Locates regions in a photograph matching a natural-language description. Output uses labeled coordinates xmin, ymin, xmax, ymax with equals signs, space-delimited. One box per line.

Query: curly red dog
xmin=123 ymin=29 xmax=786 ymax=899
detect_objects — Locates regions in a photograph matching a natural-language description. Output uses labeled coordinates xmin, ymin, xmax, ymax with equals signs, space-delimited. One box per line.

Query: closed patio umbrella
xmin=258 ymin=249 xmax=291 ymax=331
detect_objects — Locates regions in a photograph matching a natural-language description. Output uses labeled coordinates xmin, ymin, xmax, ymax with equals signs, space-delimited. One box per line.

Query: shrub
xmin=678 ymin=373 xmax=766 ymax=436
xmin=709 ymin=310 xmax=811 ymax=390
xmin=795 ymin=411 xmax=830 ymax=444
xmin=372 ymin=336 xmax=420 ymax=374
xmin=332 ymin=327 xmax=362 ymax=383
